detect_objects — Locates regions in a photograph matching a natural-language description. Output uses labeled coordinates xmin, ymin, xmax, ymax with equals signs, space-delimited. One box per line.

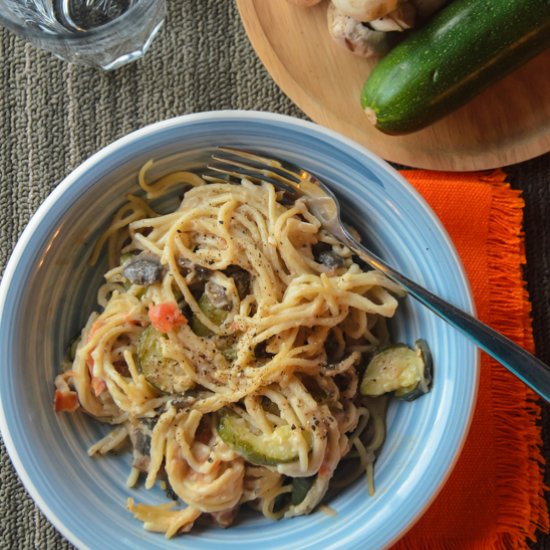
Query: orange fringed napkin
xmin=390 ymin=170 xmax=549 ymax=549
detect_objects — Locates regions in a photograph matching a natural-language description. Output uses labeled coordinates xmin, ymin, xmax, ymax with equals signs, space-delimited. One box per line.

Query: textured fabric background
xmin=0 ymin=1 xmax=547 ymax=548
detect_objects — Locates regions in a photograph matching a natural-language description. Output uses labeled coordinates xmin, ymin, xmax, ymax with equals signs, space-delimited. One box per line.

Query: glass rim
xmin=0 ymin=0 xmax=163 ymax=44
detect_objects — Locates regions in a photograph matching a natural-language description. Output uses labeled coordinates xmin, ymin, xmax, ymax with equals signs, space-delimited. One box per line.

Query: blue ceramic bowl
xmin=0 ymin=112 xmax=478 ymax=549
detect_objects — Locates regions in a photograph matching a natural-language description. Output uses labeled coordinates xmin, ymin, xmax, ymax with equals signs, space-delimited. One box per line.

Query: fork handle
xmin=342 ymin=234 xmax=550 ymax=403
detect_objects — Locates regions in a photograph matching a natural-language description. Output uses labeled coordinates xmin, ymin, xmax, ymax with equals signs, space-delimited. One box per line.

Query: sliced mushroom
xmin=368 ymin=2 xmax=416 ymax=32
xmin=317 ymin=250 xmax=345 ymax=269
xmin=331 ymin=0 xmax=401 ymax=22
xmin=123 ymin=253 xmax=163 ymax=285
xmin=411 ymin=0 xmax=449 ymax=17
xmin=328 ymin=2 xmax=392 ymax=58
xmin=171 ymin=390 xmax=203 ymax=411
xmin=204 ymin=280 xmax=232 ymax=310
xmin=224 ymin=265 xmax=251 ymax=300
xmin=177 ymin=257 xmax=212 ymax=284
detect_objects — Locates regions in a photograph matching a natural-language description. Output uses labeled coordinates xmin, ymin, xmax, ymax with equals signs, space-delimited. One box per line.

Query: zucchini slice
xmin=190 ymin=294 xmax=228 ymax=337
xmin=137 ymin=326 xmax=189 ymax=394
xmin=217 ymin=411 xmax=311 ymax=466
xmin=360 ymin=340 xmax=432 ymax=400
xmin=291 ymin=475 xmax=316 ymax=506
xmin=221 ymin=345 xmax=237 ymax=362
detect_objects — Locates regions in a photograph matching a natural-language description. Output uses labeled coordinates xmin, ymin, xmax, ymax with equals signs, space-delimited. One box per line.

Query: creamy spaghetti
xmin=54 ymin=161 xmax=411 ymax=537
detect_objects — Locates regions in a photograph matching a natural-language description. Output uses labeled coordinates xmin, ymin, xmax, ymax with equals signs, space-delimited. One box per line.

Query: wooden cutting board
xmin=236 ymin=0 xmax=550 ymax=171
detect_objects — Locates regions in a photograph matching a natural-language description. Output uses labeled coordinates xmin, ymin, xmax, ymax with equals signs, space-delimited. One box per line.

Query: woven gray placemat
xmin=0 ymin=1 xmax=547 ymax=549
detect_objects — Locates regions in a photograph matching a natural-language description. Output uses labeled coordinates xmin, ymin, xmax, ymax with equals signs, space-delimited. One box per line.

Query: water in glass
xmin=0 ymin=0 xmax=166 ymax=69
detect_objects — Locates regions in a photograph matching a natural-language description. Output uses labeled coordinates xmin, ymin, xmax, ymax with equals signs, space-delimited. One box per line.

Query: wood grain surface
xmin=236 ymin=0 xmax=550 ymax=171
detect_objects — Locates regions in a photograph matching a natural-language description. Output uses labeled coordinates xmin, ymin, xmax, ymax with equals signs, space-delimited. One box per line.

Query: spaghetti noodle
xmin=54 ymin=162 xmax=409 ymax=537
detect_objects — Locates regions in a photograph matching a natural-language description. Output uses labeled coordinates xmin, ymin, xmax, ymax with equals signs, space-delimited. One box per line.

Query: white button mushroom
xmin=327 ymin=2 xmax=393 ymax=58
xmin=368 ymin=2 xmax=416 ymax=32
xmin=331 ymin=0 xmax=401 ymax=22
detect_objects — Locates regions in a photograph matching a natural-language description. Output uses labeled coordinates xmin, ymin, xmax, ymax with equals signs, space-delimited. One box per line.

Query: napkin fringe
xmin=393 ymin=172 xmax=548 ymax=550
xmin=485 ymin=181 xmax=549 ymax=548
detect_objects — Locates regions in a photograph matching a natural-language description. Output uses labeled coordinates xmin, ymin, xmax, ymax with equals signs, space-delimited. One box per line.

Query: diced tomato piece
xmin=54 ymin=389 xmax=80 ymax=413
xmin=91 ymin=377 xmax=107 ymax=396
xmin=148 ymin=302 xmax=187 ymax=333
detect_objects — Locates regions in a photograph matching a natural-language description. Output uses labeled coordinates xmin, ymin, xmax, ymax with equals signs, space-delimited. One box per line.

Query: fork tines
xmin=207 ymin=147 xmax=302 ymax=195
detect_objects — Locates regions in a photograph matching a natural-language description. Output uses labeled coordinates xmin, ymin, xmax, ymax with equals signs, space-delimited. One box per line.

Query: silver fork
xmin=207 ymin=146 xmax=550 ymax=403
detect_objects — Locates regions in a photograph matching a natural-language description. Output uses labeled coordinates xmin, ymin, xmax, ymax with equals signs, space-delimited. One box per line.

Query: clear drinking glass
xmin=0 ymin=0 xmax=166 ymax=70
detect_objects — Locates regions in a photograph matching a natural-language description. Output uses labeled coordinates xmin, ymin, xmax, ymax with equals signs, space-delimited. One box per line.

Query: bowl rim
xmin=0 ymin=110 xmax=479 ymax=550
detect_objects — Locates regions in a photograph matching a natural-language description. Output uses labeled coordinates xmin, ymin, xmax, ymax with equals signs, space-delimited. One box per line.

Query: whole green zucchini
xmin=360 ymin=0 xmax=550 ymax=134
